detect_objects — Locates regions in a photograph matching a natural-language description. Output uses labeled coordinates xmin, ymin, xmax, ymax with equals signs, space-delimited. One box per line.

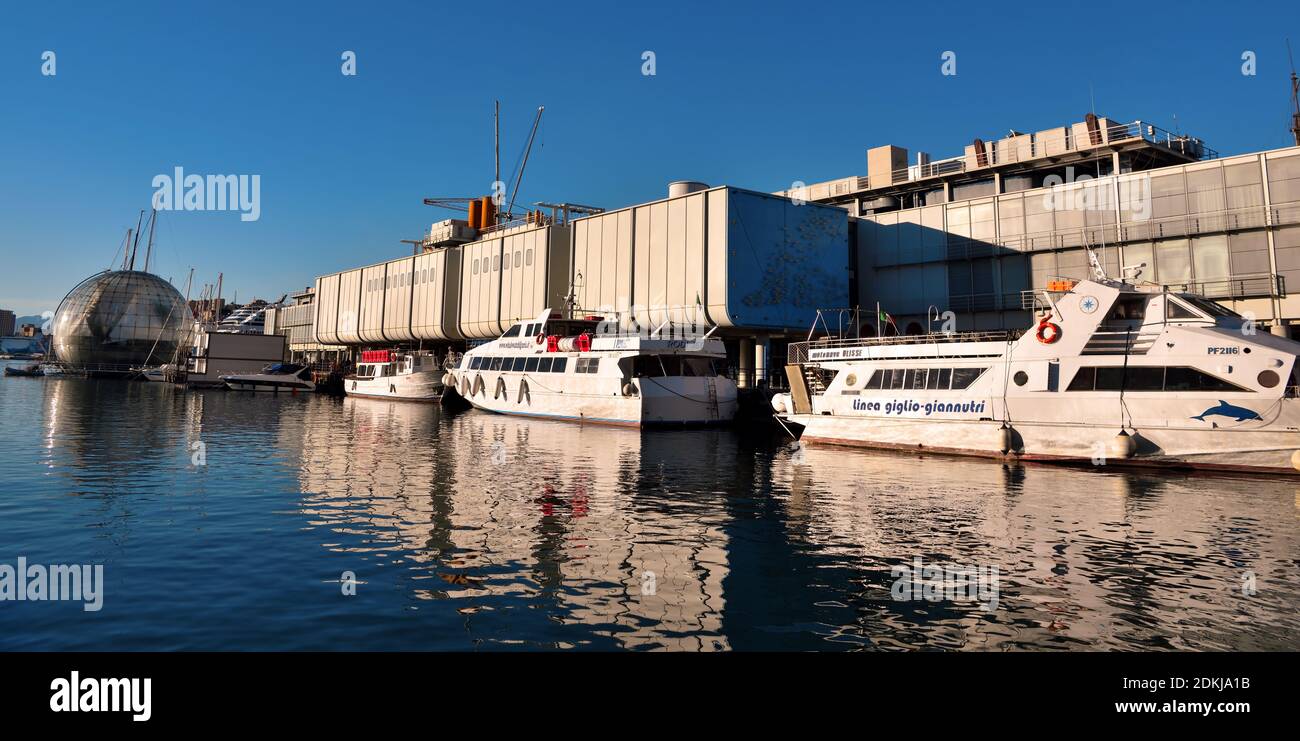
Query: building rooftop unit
xmin=780 ymin=115 xmax=1215 ymax=214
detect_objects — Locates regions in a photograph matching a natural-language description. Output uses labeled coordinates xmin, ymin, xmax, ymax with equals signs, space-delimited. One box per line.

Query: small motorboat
xmin=345 ymin=350 xmax=444 ymax=401
xmin=221 ymin=363 xmax=316 ymax=392
xmin=4 ymin=363 xmax=43 ymax=377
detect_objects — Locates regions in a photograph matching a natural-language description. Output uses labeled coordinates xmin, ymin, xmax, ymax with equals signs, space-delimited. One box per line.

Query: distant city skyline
xmin=2 ymin=0 xmax=1299 ymax=315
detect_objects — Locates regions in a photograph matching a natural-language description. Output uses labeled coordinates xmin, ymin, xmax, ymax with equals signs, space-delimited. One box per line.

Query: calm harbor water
xmin=2 ymin=361 xmax=1299 ymax=651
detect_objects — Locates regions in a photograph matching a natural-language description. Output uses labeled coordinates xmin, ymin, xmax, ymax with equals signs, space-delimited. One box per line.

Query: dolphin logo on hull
xmin=1191 ymin=400 xmax=1262 ymax=423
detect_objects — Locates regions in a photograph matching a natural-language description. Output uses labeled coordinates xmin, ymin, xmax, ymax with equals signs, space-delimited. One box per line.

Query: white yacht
xmin=773 ymin=274 xmax=1300 ymax=476
xmin=443 ymin=309 xmax=737 ymax=426
xmin=345 ymin=350 xmax=445 ymax=401
xmin=221 ymin=362 xmax=315 ymax=392
xmin=215 ymin=303 xmax=269 ymax=334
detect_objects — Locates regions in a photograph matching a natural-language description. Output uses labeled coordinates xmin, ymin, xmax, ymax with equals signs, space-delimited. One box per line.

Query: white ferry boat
xmin=345 ymin=350 xmax=444 ymax=402
xmin=773 ymin=274 xmax=1300 ymax=476
xmin=221 ymin=362 xmax=316 ymax=392
xmin=443 ymin=309 xmax=737 ymax=426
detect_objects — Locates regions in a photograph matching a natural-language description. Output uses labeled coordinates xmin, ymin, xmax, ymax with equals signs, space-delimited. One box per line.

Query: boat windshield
xmin=1177 ymin=294 xmax=1241 ymax=319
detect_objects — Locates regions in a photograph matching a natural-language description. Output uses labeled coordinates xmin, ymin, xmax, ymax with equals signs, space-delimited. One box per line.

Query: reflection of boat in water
xmin=292 ymin=401 xmax=731 ymax=650
xmin=221 ymin=363 xmax=315 ymax=392
xmin=443 ymin=309 xmax=737 ymax=426
xmin=345 ymin=350 xmax=443 ymax=401
xmin=4 ymin=363 xmax=43 ymax=377
xmin=775 ymin=275 xmax=1300 ymax=476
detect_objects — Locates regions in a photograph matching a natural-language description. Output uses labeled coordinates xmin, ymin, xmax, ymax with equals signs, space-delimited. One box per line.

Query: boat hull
xmin=223 ymin=379 xmax=314 ymax=392
xmin=785 ymin=413 xmax=1300 ymax=476
xmin=455 ymin=373 xmax=737 ymax=427
xmin=344 ymin=371 xmax=442 ymax=402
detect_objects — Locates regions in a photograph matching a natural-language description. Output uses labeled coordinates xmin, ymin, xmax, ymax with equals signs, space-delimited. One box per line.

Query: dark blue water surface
xmin=2 ymin=364 xmax=1299 ymax=650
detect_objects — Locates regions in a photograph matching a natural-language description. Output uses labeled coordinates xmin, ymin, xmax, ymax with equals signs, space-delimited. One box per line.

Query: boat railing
xmin=788 ymin=331 xmax=1018 ymax=364
xmin=1020 ymin=273 xmax=1285 ymax=310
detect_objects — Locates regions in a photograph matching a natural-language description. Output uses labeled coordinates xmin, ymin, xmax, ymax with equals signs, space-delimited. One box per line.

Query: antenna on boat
xmin=1086 ymin=245 xmax=1108 ymax=281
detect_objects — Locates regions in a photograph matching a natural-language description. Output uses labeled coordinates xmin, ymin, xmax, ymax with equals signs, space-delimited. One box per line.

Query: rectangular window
xmin=552 ymin=357 xmax=568 ymax=373
xmin=866 ymin=369 xmax=885 ymax=389
xmin=525 ymin=357 xmax=539 ymax=372
xmin=502 ymin=325 xmax=521 ymax=338
xmin=576 ymin=357 xmax=601 ymax=374
xmin=934 ymin=368 xmax=952 ymax=389
xmin=950 ymin=367 xmax=986 ymax=389
xmin=910 ymin=369 xmax=928 ymax=389
xmin=889 ymin=368 xmax=906 ymax=389
xmin=658 ymin=356 xmax=679 ymax=375
xmin=511 ymin=357 xmax=527 ymax=372
xmin=489 ymin=357 xmax=503 ymax=371
xmin=537 ymin=357 xmax=553 ymax=373
xmin=469 ymin=356 xmax=482 ymax=370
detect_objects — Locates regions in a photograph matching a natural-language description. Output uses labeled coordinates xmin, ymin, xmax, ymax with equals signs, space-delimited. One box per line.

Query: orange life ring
xmin=1036 ymin=320 xmax=1062 ymax=344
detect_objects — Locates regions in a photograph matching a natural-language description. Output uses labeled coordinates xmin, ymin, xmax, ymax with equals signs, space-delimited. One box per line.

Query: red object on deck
xmin=361 ymin=350 xmax=392 ymax=364
xmin=546 ymin=335 xmax=559 ymax=352
xmin=583 ymin=315 xmax=604 ymax=322
xmin=576 ymin=333 xmax=592 ymax=352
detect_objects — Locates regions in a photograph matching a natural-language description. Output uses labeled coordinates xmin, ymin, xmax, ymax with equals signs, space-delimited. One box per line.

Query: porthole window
xmin=1258 ymin=370 xmax=1280 ymax=388
xmin=844 ymin=373 xmax=857 ymax=387
xmin=1013 ymin=371 xmax=1029 ymax=386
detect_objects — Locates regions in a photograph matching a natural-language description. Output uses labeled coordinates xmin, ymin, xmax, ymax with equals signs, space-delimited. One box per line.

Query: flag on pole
xmin=878 ymin=308 xmax=898 ymax=334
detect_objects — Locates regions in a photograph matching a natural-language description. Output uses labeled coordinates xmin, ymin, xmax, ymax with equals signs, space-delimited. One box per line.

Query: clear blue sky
xmin=1 ymin=0 xmax=1297 ymax=316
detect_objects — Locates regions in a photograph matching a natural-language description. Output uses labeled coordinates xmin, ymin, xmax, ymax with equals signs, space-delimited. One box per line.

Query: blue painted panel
xmin=724 ymin=189 xmax=849 ymax=330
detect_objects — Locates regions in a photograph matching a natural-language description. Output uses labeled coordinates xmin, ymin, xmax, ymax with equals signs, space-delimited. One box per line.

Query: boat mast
xmin=144 ymin=209 xmax=158 ymax=274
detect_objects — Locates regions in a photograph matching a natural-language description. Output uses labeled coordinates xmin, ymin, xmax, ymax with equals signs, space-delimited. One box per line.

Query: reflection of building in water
xmin=293 ymin=401 xmax=730 ymax=650
xmin=768 ymin=442 xmax=1300 ymax=650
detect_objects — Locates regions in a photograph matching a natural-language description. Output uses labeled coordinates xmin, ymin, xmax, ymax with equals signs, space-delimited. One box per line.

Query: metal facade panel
xmin=358 ymin=264 xmax=387 ymax=343
xmin=313 ymin=274 xmax=339 ymax=344
xmin=336 ymin=269 xmax=363 ymax=344
xmin=719 ymin=190 xmax=849 ymax=329
xmin=382 ymin=256 xmax=415 ymax=341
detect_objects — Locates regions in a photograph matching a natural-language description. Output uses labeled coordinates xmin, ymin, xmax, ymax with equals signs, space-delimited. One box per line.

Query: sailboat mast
xmin=144 ymin=209 xmax=158 ymax=273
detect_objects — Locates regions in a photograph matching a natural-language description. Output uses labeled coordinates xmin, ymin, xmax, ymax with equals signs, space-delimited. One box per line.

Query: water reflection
xmin=9 ymin=371 xmax=1300 ymax=650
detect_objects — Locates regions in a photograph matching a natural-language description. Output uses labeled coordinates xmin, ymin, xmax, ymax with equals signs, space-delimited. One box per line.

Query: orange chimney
xmin=467 ymin=199 xmax=482 ymax=230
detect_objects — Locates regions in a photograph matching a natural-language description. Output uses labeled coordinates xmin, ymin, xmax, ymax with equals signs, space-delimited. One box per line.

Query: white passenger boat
xmin=443 ymin=309 xmax=737 ymax=426
xmin=345 ymin=350 xmax=444 ymax=401
xmin=773 ymin=274 xmax=1300 ymax=476
xmin=221 ymin=362 xmax=315 ymax=392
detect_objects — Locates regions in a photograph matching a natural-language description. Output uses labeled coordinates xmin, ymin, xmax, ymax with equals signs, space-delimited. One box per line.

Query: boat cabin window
xmin=357 ymin=365 xmax=375 ymax=378
xmin=1165 ymin=299 xmax=1200 ymax=320
xmin=632 ymin=355 xmax=663 ymax=377
xmin=525 ymin=357 xmax=539 ymax=372
xmin=1106 ymin=296 xmax=1147 ymax=321
xmin=864 ymin=367 xmax=984 ymax=390
xmin=502 ymin=325 xmax=522 ymax=338
xmin=537 ymin=357 xmax=553 ymax=373
xmin=489 ymin=357 xmax=504 ymax=371
xmin=1178 ymin=294 xmax=1240 ymax=319
xmin=552 ymin=357 xmax=568 ymax=372
xmin=1067 ymin=365 xmax=1247 ymax=392
xmin=511 ymin=357 xmax=527 ymax=372
xmin=576 ymin=357 xmax=600 ymax=374
xmin=926 ymin=368 xmax=951 ymax=389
